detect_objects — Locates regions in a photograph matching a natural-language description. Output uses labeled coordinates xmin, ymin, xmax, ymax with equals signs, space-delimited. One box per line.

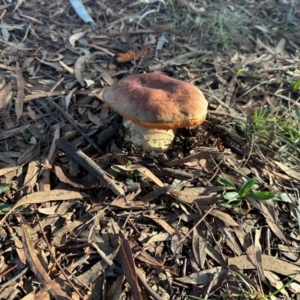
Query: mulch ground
xmin=0 ymin=0 xmax=300 ymax=299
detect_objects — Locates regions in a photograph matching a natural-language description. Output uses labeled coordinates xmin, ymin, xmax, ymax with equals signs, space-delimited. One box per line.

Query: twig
xmin=136 ymin=269 xmax=161 ymax=300
xmin=148 ymin=51 xmax=207 ymax=71
xmin=35 ymin=207 xmax=85 ymax=300
xmin=270 ymin=93 xmax=300 ymax=108
xmin=204 ymin=270 xmax=219 ymax=300
xmin=90 ymin=242 xmax=114 ymax=267
xmin=56 ymin=138 xmax=124 ymax=197
xmin=179 ymin=206 xmax=214 ymax=244
xmin=49 ymin=98 xmax=104 ymax=154
xmin=0 ymin=267 xmax=28 ymax=288
xmin=207 ymin=110 xmax=246 ymax=121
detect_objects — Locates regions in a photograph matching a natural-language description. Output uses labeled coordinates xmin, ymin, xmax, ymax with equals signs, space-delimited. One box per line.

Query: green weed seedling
xmin=236 ymin=69 xmax=244 ymax=78
xmin=111 ymin=161 xmax=142 ymax=184
xmin=217 ymin=178 xmax=275 ymax=211
xmin=21 ymin=129 xmax=31 ymax=143
xmin=290 ymin=78 xmax=300 ymax=93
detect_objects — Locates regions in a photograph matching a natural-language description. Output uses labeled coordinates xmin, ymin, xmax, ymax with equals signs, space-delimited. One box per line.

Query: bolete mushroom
xmin=101 ymin=72 xmax=208 ymax=151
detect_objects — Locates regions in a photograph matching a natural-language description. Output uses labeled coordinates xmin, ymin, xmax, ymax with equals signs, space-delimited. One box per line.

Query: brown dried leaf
xmin=54 ymin=165 xmax=97 ymax=189
xmin=205 ymin=244 xmax=227 ymax=268
xmin=52 ymin=214 xmax=90 ymax=247
xmin=21 ymin=291 xmax=36 ymax=300
xmin=254 ymin=228 xmax=265 ymax=280
xmin=101 ymin=70 xmax=114 ymax=85
xmin=13 ymin=0 xmax=25 ymax=12
xmin=0 ymin=165 xmax=19 ymax=176
xmin=137 ymin=251 xmax=165 ymax=268
xmin=172 ymin=186 xmax=224 ymax=204
xmin=0 ymin=152 xmax=15 ymax=164
xmin=0 ymin=190 xmax=88 ymax=225
xmin=176 ymin=266 xmax=227 ymax=284
xmin=0 ymin=109 xmax=14 ymax=128
xmin=289 ymin=282 xmax=300 ymax=294
xmin=27 ymin=105 xmax=38 ymax=120
xmin=170 ymin=229 xmax=183 ymax=255
xmin=106 ymin=275 xmax=124 ymax=300
xmin=233 ymin=226 xmax=254 ymax=255
xmin=229 ymin=254 xmax=300 ymax=283
xmin=110 ymin=196 xmax=144 ymax=209
xmin=24 ymin=91 xmax=64 ymax=102
xmin=36 ymin=57 xmax=64 ymax=71
xmin=21 ymin=222 xmax=71 ymax=299
xmin=209 ymin=209 xmax=239 ymax=227
xmin=59 ymin=60 xmax=74 ymax=74
xmin=115 ymin=164 xmax=164 ymax=187
xmin=265 ymin=270 xmax=289 ymax=298
xmin=38 ymin=204 xmax=60 ymax=215
xmin=33 ymin=201 xmax=75 ymax=233
xmin=145 ymin=232 xmax=170 ymax=244
xmin=192 ymin=224 xmax=207 ymax=268
xmin=74 ymin=55 xmax=87 ymax=87
xmin=69 ymin=31 xmax=86 ymax=47
xmin=273 ymin=161 xmax=300 ymax=181
xmin=145 ymin=215 xmax=175 ymax=235
xmin=118 ymin=238 xmax=142 ymax=300
xmin=14 ymin=62 xmax=24 ymax=120
xmin=14 ymin=237 xmax=26 ymax=265
xmin=0 ymin=82 xmax=12 ymax=110
xmin=0 ymin=124 xmax=30 ymax=140
xmin=64 ymin=87 xmax=77 ymax=109
xmin=249 ymin=199 xmax=288 ymax=244
xmin=35 ymin=290 xmax=51 ymax=300
xmin=88 ymin=110 xmax=102 ymax=126
xmin=220 ymin=226 xmax=242 ymax=256
xmin=140 ymin=184 xmax=181 ymax=202
xmin=23 ymin=160 xmax=39 ymax=194
xmin=149 ymin=51 xmax=207 ymax=72
xmin=47 ymin=124 xmax=60 ymax=163
xmin=17 ymin=144 xmax=39 ymax=165
xmin=163 ymin=149 xmax=234 ymax=167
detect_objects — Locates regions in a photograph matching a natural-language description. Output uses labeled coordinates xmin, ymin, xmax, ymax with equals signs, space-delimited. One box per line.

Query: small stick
xmin=148 ymin=51 xmax=207 ymax=72
xmin=56 ymin=138 xmax=124 ymax=197
xmin=34 ymin=209 xmax=85 ymax=300
xmin=49 ymin=99 xmax=104 ymax=155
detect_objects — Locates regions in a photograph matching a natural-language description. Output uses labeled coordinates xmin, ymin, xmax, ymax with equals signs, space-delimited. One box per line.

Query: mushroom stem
xmin=122 ymin=119 xmax=175 ymax=152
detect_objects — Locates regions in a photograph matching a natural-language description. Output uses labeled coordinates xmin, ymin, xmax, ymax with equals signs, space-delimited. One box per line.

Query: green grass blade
xmin=217 ymin=178 xmax=236 ymax=189
xmin=246 ymin=192 xmax=275 ymax=201
xmin=239 ymin=178 xmax=256 ymax=197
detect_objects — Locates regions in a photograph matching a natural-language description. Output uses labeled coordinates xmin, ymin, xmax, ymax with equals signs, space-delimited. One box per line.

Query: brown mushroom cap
xmin=101 ymin=72 xmax=208 ymax=130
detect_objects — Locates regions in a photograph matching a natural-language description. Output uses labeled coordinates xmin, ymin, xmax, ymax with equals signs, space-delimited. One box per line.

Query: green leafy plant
xmin=217 ymin=178 xmax=275 ymax=210
xmin=111 ymin=161 xmax=142 ymax=183
xmin=21 ymin=129 xmax=31 ymax=143
xmin=236 ymin=69 xmax=244 ymax=77
xmin=292 ymin=79 xmax=300 ymax=92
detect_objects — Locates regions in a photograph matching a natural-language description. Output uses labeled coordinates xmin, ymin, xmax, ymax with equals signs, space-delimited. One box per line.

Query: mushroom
xmin=101 ymin=72 xmax=208 ymax=151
